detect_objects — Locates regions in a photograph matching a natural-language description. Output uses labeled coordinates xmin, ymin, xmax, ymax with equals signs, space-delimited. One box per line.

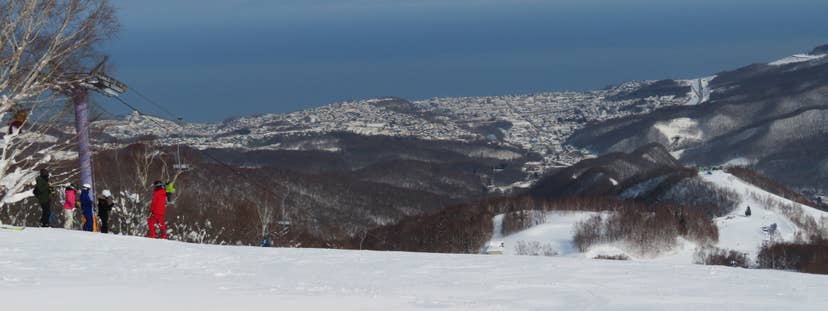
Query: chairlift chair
xmin=172 ymin=117 xmax=191 ymax=172
xmin=173 ymin=163 xmax=190 ymax=171
xmin=276 ymin=204 xmax=291 ymax=226
xmin=277 ymin=208 xmax=291 ymax=226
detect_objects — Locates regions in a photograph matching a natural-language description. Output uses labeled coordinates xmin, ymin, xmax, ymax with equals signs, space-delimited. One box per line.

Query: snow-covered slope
xmin=1 ymin=228 xmax=827 ymax=310
xmin=487 ymin=171 xmax=828 ymax=264
xmin=488 ymin=212 xmax=602 ymax=256
xmin=768 ymin=53 xmax=826 ymax=66
xmin=680 ymin=76 xmax=715 ymax=106
xmin=701 ymin=170 xmax=828 ymax=259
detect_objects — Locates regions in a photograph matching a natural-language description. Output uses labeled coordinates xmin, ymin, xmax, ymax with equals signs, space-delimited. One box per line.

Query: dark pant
xmin=99 ymin=210 xmax=109 ymax=233
xmin=82 ymin=207 xmax=93 ymax=231
xmin=147 ymin=213 xmax=166 ymax=239
xmin=39 ymin=201 xmax=51 ymax=227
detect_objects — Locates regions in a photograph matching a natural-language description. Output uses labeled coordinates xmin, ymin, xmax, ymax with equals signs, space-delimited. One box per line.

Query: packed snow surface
xmin=2 ymin=229 xmax=827 ymax=310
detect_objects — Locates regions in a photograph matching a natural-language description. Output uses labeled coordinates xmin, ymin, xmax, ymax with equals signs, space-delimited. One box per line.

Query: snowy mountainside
xmin=769 ymin=53 xmax=826 ymax=66
xmin=529 ymin=143 xmax=688 ymax=199
xmin=701 ymin=171 xmax=828 ymax=260
xmin=487 ymin=170 xmax=828 ymax=264
xmin=1 ymin=228 xmax=827 ymax=310
xmin=568 ymin=43 xmax=828 ymax=196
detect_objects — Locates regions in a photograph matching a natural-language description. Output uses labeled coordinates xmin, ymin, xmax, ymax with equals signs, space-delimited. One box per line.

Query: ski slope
xmin=486 ymin=171 xmax=828 ymax=264
xmin=486 ymin=211 xmax=691 ymax=262
xmin=0 ymin=229 xmax=826 ymax=310
xmin=487 ymin=212 xmax=602 ymax=256
xmin=653 ymin=117 xmax=703 ymax=143
xmin=681 ymin=76 xmax=714 ymax=106
xmin=701 ymin=170 xmax=828 ymax=260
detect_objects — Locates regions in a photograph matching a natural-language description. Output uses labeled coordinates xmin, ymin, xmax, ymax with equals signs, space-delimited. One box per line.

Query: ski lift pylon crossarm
xmin=81 ymin=73 xmax=127 ymax=97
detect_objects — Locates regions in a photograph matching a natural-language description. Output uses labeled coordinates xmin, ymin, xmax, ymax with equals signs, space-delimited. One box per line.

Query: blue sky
xmin=105 ymin=0 xmax=828 ymax=122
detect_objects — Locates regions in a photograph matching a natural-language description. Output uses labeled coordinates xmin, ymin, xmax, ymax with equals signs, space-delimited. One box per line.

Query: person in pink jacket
xmin=63 ymin=185 xmax=77 ymax=229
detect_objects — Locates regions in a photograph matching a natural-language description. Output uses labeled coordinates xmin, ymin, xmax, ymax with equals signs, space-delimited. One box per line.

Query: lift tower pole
xmin=72 ymin=89 xmax=93 ymax=193
xmin=64 ymin=59 xmax=127 ymax=200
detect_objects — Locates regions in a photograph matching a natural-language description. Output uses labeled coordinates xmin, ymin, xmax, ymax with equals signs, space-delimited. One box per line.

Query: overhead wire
xmin=82 ymin=89 xmax=300 ymax=236
xmin=109 ymin=95 xmax=289 ymax=202
xmin=126 ymin=85 xmax=180 ymax=120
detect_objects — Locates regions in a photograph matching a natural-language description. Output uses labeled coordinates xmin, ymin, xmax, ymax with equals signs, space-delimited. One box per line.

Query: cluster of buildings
xmin=92 ymin=80 xmax=691 ymax=179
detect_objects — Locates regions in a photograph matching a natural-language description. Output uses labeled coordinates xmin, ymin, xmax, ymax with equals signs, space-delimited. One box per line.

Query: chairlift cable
xmin=126 ymin=85 xmax=180 ymax=120
xmin=111 ymin=87 xmax=300 ymax=226
xmin=108 ymin=95 xmax=289 ymax=203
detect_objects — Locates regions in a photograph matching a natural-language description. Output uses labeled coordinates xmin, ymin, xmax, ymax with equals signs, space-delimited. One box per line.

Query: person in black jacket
xmin=33 ymin=169 xmax=52 ymax=227
xmin=97 ymin=190 xmax=115 ymax=233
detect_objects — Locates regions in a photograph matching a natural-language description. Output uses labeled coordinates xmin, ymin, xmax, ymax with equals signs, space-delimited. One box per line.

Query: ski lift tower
xmin=65 ymin=64 xmax=127 ymax=196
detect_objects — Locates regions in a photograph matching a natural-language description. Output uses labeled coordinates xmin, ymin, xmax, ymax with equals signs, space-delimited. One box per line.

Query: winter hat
xmin=152 ymin=180 xmax=165 ymax=188
xmin=82 ymin=183 xmax=91 ymax=189
xmin=66 ymin=184 xmax=75 ymax=190
xmin=101 ymin=189 xmax=112 ymax=198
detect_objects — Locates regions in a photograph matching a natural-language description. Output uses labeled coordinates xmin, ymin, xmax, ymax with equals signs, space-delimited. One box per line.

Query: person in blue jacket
xmin=260 ymin=234 xmax=271 ymax=247
xmin=80 ymin=184 xmax=95 ymax=232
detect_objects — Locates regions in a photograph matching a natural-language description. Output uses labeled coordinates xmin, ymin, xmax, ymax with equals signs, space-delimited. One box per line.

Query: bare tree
xmin=0 ymin=0 xmax=118 ymax=211
xmin=131 ymin=142 xmax=158 ymax=188
xmin=256 ymin=182 xmax=294 ymax=245
xmin=112 ymin=142 xmax=159 ymax=235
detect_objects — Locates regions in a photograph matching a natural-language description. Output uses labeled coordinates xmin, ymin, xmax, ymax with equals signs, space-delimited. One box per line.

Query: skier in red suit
xmin=147 ymin=181 xmax=167 ymax=239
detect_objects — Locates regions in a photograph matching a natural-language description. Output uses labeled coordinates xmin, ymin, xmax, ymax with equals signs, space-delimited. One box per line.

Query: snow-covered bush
xmin=513 ymin=240 xmax=558 ymax=256
xmin=593 ymin=254 xmax=630 ymax=260
xmin=169 ymin=217 xmax=226 ymax=245
xmin=694 ymin=246 xmax=748 ymax=268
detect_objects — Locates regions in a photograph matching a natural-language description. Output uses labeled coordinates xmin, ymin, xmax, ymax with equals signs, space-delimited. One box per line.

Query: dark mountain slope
xmin=567 ymin=44 xmax=828 ymax=195
xmin=530 ymin=143 xmax=739 ymax=217
xmin=529 ymin=144 xmax=683 ymax=198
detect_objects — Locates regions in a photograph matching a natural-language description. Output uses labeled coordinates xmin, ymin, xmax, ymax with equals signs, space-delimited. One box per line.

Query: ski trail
xmin=683 ymin=76 xmax=714 ymax=106
xmin=701 ymin=170 xmax=828 ymax=260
